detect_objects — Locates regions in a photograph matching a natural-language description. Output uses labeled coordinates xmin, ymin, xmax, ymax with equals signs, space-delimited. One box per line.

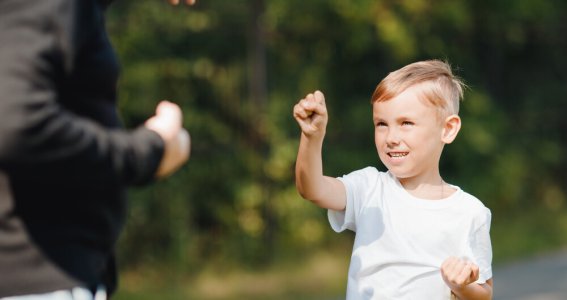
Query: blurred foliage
xmin=105 ymin=0 xmax=567 ymax=298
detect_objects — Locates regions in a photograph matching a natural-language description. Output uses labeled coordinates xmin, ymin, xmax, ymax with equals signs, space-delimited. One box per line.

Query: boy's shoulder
xmin=339 ymin=166 xmax=391 ymax=185
xmin=455 ymin=188 xmax=492 ymax=224
xmin=341 ymin=166 xmax=388 ymax=177
xmin=458 ymin=189 xmax=490 ymax=209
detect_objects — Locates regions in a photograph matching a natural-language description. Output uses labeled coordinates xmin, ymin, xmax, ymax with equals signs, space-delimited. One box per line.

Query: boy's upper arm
xmin=318 ymin=175 xmax=347 ymax=211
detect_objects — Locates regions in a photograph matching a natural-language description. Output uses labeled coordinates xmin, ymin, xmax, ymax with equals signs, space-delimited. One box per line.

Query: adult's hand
xmin=166 ymin=0 xmax=197 ymax=5
xmin=145 ymin=101 xmax=191 ymax=179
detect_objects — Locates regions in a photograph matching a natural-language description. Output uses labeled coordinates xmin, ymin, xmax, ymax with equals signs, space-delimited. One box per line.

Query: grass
xmin=114 ymin=249 xmax=348 ymax=300
xmin=491 ymin=209 xmax=567 ymax=263
xmin=113 ymin=209 xmax=567 ymax=300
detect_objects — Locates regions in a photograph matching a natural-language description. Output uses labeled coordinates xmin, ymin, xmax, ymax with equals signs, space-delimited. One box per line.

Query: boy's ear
xmin=441 ymin=114 xmax=461 ymax=144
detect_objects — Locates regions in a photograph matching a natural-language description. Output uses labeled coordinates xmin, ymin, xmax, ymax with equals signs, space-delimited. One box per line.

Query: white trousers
xmin=1 ymin=287 xmax=106 ymax=300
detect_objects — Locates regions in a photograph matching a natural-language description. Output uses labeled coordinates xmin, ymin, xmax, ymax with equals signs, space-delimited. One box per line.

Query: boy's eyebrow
xmin=373 ymin=115 xmax=417 ymax=123
xmin=373 ymin=116 xmax=386 ymax=123
xmin=396 ymin=115 xmax=416 ymax=121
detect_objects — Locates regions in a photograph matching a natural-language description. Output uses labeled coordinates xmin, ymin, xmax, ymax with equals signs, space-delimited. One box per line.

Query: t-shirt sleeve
xmin=470 ymin=208 xmax=493 ymax=284
xmin=328 ymin=167 xmax=378 ymax=233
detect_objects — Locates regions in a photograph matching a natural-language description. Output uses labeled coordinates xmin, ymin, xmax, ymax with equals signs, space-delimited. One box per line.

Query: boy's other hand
xmin=441 ymin=256 xmax=480 ymax=291
xmin=293 ymin=90 xmax=328 ymax=138
xmin=145 ymin=101 xmax=191 ymax=179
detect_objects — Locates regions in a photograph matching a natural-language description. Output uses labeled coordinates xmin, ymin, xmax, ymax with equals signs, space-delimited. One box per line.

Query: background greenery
xmin=106 ymin=0 xmax=567 ymax=298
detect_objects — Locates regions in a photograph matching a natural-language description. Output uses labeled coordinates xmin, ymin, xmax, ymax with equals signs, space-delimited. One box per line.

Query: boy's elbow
xmin=295 ymin=182 xmax=310 ymax=200
xmin=296 ymin=185 xmax=327 ymax=207
xmin=295 ymin=182 xmax=316 ymax=202
xmin=295 ymin=176 xmax=305 ymax=195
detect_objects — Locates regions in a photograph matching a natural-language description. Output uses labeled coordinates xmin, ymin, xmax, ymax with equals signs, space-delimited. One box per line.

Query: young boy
xmin=293 ymin=60 xmax=493 ymax=299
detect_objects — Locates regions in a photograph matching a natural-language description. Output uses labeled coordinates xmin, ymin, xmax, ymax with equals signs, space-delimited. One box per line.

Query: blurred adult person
xmin=0 ymin=0 xmax=195 ymax=299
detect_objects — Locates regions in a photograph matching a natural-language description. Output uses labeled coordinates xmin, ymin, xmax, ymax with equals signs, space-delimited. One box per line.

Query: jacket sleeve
xmin=0 ymin=0 xmax=164 ymax=186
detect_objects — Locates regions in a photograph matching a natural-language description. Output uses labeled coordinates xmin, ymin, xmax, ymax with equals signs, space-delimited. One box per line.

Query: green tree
xmin=106 ymin=1 xmax=567 ymax=295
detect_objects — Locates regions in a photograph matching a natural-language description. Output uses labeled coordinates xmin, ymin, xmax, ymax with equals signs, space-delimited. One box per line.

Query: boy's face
xmin=372 ymin=85 xmax=447 ymax=181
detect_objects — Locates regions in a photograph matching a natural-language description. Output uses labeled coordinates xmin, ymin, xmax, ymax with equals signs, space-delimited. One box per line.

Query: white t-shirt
xmin=329 ymin=167 xmax=492 ymax=300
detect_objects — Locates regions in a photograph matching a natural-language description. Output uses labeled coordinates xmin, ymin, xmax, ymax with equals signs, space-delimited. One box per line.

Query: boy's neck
xmin=398 ymin=172 xmax=455 ymax=200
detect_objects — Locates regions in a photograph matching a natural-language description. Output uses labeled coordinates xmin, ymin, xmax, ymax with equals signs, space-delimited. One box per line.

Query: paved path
xmin=493 ymin=250 xmax=567 ymax=300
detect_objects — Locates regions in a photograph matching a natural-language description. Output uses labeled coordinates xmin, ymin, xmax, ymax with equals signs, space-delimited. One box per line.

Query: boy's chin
xmin=387 ymin=169 xmax=406 ymax=178
xmin=386 ymin=166 xmax=411 ymax=178
xmin=387 ymin=168 xmax=415 ymax=180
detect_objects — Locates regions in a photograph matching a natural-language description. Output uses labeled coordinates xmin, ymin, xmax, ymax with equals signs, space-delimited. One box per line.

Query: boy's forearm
xmin=295 ymin=133 xmax=325 ymax=199
xmin=452 ymin=282 xmax=492 ymax=300
xmin=295 ymin=133 xmax=346 ymax=210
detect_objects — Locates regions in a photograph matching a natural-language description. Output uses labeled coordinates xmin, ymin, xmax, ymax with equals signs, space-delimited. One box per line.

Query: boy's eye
xmin=376 ymin=122 xmax=387 ymax=127
xmin=402 ymin=121 xmax=414 ymax=126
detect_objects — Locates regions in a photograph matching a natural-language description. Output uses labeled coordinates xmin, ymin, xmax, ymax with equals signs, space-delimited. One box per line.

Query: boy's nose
xmin=386 ymin=129 xmax=401 ymax=146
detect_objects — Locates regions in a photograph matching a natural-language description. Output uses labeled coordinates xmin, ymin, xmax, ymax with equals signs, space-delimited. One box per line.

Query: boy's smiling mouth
xmin=388 ymin=152 xmax=408 ymax=158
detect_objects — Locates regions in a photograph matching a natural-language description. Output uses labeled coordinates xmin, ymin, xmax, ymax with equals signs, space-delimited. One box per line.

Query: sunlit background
xmin=106 ymin=0 xmax=567 ymax=299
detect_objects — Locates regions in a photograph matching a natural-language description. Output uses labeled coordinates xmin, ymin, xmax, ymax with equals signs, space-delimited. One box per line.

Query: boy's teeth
xmin=390 ymin=152 xmax=407 ymax=157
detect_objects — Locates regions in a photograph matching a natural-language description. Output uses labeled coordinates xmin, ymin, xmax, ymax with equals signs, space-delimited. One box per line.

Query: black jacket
xmin=0 ymin=0 xmax=164 ymax=296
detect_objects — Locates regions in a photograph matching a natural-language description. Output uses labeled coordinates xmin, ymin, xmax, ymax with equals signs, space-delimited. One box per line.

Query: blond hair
xmin=371 ymin=60 xmax=465 ymax=117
